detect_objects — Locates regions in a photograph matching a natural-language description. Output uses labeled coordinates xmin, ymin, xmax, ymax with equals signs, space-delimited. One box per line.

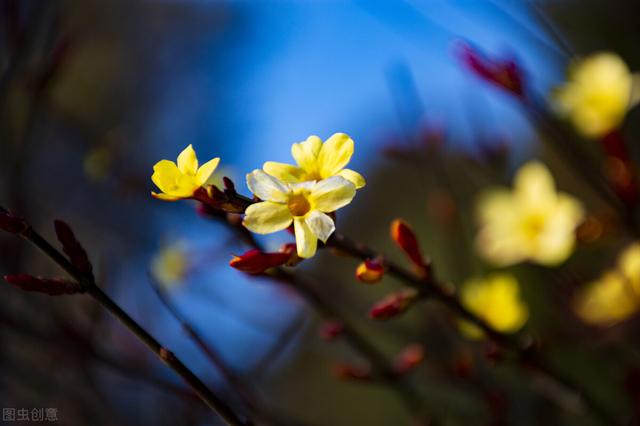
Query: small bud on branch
xmin=0 ymin=207 xmax=28 ymax=234
xmin=394 ymin=344 xmax=424 ymax=375
xmin=390 ymin=219 xmax=430 ymax=276
xmin=54 ymin=220 xmax=93 ymax=276
xmin=331 ymin=363 xmax=372 ymax=382
xmin=229 ymin=249 xmax=292 ymax=274
xmin=456 ymin=42 xmax=525 ymax=97
xmin=4 ymin=274 xmax=83 ymax=295
xmin=319 ymin=321 xmax=344 ymax=341
xmin=369 ymin=289 xmax=418 ymax=320
xmin=355 ymin=259 xmax=385 ymax=284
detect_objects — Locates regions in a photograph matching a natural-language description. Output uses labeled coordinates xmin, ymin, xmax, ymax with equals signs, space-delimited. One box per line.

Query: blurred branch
xmin=3 ymin=216 xmax=252 ymax=426
xmin=148 ymin=275 xmax=267 ymax=420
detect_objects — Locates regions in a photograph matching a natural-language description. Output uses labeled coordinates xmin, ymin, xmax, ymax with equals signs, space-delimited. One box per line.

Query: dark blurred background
xmin=2 ymin=1 xmax=640 ymax=425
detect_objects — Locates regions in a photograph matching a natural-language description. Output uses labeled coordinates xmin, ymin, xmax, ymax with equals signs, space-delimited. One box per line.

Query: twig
xmin=148 ymin=275 xmax=266 ymax=419
xmin=325 ymin=231 xmax=617 ymax=426
xmin=12 ymin=223 xmax=251 ymax=426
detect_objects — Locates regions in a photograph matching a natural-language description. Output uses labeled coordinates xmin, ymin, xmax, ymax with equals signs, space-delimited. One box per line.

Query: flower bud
xmin=394 ymin=344 xmax=424 ymax=374
xmin=390 ymin=219 xmax=429 ymax=274
xmin=319 ymin=321 xmax=344 ymax=341
xmin=0 ymin=208 xmax=28 ymax=234
xmin=229 ymin=249 xmax=291 ymax=274
xmin=369 ymin=289 xmax=418 ymax=320
xmin=331 ymin=363 xmax=371 ymax=382
xmin=4 ymin=274 xmax=82 ymax=296
xmin=355 ymin=259 xmax=385 ymax=284
xmin=457 ymin=42 xmax=524 ymax=97
xmin=54 ymin=220 xmax=93 ymax=276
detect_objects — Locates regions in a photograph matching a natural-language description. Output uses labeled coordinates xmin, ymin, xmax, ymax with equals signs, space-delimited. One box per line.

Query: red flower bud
xmin=331 ymin=363 xmax=371 ymax=382
xmin=229 ymin=249 xmax=291 ymax=274
xmin=456 ymin=42 xmax=524 ymax=97
xmin=369 ymin=289 xmax=418 ymax=320
xmin=0 ymin=207 xmax=28 ymax=234
xmin=355 ymin=259 xmax=385 ymax=284
xmin=394 ymin=344 xmax=424 ymax=374
xmin=54 ymin=220 xmax=93 ymax=276
xmin=319 ymin=321 xmax=344 ymax=341
xmin=390 ymin=219 xmax=429 ymax=275
xmin=4 ymin=274 xmax=82 ymax=296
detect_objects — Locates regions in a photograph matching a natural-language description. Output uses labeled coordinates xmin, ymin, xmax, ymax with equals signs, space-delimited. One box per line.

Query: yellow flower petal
xmin=317 ymin=133 xmax=354 ymax=178
xmin=514 ymin=161 xmax=556 ymax=207
xmin=294 ymin=217 xmax=317 ymax=258
xmin=177 ymin=144 xmax=199 ymax=175
xmin=196 ymin=157 xmax=220 ymax=186
xmin=263 ymin=161 xmax=305 ymax=183
xmin=152 ymin=160 xmax=181 ymax=193
xmin=291 ymin=136 xmax=322 ymax=173
xmin=305 ymin=210 xmax=335 ymax=243
xmin=246 ymin=170 xmax=289 ymax=203
xmin=151 ymin=192 xmax=180 ymax=201
xmin=337 ymin=168 xmax=366 ymax=189
xmin=460 ymin=273 xmax=528 ymax=335
xmin=242 ymin=201 xmax=292 ymax=234
xmin=309 ymin=176 xmax=356 ymax=212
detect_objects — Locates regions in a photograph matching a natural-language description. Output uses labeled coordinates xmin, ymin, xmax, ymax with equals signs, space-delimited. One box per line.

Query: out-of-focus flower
xmin=151 ymin=242 xmax=190 ymax=289
xmin=390 ymin=219 xmax=429 ymax=275
xmin=83 ymin=146 xmax=113 ymax=182
xmin=54 ymin=220 xmax=93 ymax=276
xmin=229 ymin=248 xmax=292 ymax=275
xmin=355 ymin=259 xmax=385 ymax=283
xmin=369 ymin=289 xmax=418 ymax=320
xmin=459 ymin=273 xmax=528 ymax=339
xmin=263 ymin=133 xmax=366 ymax=189
xmin=243 ymin=170 xmax=356 ymax=258
xmin=151 ymin=145 xmax=220 ymax=201
xmin=457 ymin=42 xmax=525 ymax=97
xmin=573 ymin=243 xmax=640 ymax=327
xmin=476 ymin=161 xmax=584 ymax=267
xmin=553 ymin=52 xmax=640 ymax=138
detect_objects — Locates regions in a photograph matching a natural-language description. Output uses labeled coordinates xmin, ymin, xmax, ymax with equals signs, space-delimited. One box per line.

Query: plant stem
xmin=18 ymin=226 xmax=251 ymax=426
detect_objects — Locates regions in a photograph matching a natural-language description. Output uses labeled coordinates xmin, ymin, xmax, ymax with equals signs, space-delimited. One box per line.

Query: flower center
xmin=521 ymin=213 xmax=546 ymax=240
xmin=288 ymin=193 xmax=311 ymax=217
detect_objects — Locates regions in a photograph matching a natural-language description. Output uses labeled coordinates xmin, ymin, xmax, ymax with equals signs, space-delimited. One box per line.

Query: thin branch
xmin=12 ymin=223 xmax=251 ymax=426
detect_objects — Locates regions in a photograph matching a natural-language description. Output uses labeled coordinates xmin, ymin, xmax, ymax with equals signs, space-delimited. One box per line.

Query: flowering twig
xmin=0 ymin=210 xmax=251 ymax=426
xmin=325 ymin=231 xmax=616 ymax=426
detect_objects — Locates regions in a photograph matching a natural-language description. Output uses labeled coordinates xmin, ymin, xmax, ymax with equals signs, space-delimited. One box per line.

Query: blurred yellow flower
xmin=151 ymin=242 xmax=189 ymax=289
xmin=574 ymin=243 xmax=640 ymax=326
xmin=553 ymin=52 xmax=639 ymax=138
xmin=151 ymin=145 xmax=220 ymax=201
xmin=459 ymin=273 xmax=528 ymax=339
xmin=476 ymin=161 xmax=584 ymax=267
xmin=243 ymin=170 xmax=356 ymax=258
xmin=263 ymin=133 xmax=366 ymax=189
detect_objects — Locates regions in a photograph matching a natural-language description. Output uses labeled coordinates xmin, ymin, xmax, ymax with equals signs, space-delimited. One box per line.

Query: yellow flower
xmin=553 ymin=52 xmax=639 ymax=138
xmin=263 ymin=133 xmax=366 ymax=189
xmin=151 ymin=145 xmax=220 ymax=201
xmin=574 ymin=243 xmax=640 ymax=326
xmin=151 ymin=242 xmax=189 ymax=289
xmin=476 ymin=161 xmax=584 ymax=267
xmin=243 ymin=170 xmax=356 ymax=258
xmin=459 ymin=273 xmax=528 ymax=339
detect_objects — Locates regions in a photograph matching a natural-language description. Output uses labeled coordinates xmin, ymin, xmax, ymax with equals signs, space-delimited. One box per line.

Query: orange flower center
xmin=288 ymin=193 xmax=311 ymax=217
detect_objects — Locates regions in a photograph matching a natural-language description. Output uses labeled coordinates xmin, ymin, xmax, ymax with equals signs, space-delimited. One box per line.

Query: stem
xmin=149 ymin=277 xmax=265 ymax=418
xmin=19 ymin=226 xmax=251 ymax=426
